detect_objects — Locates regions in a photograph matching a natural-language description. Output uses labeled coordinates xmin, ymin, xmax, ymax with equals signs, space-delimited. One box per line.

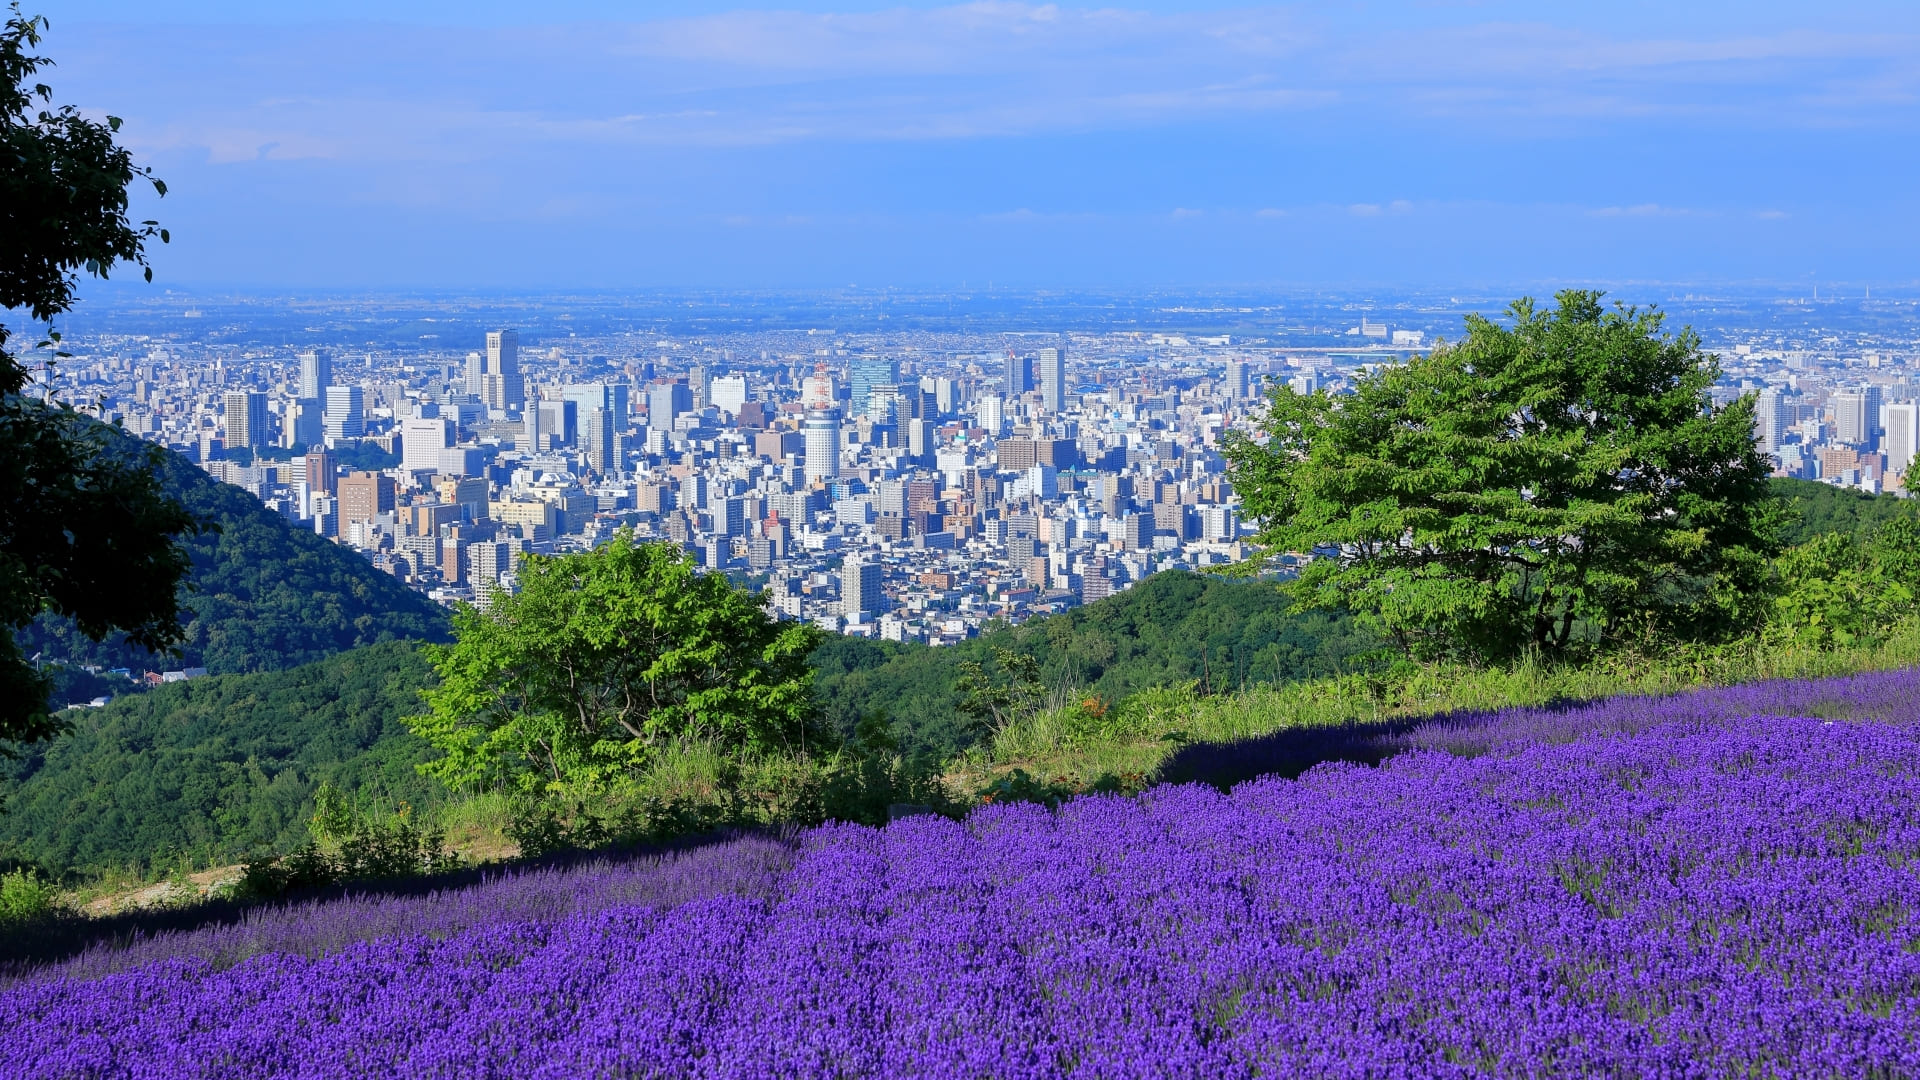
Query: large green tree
xmin=1223 ymin=291 xmax=1780 ymax=662
xmin=1 ymin=7 xmax=194 ymax=744
xmin=408 ymin=534 xmax=822 ymax=802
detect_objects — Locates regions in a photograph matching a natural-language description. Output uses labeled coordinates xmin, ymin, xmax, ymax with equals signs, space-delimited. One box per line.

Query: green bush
xmin=0 ymin=868 xmax=63 ymax=924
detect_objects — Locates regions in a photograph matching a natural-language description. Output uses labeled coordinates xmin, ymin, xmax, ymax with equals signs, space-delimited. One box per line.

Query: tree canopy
xmin=408 ymin=534 xmax=822 ymax=803
xmin=1 ymin=8 xmax=193 ymax=745
xmin=1224 ymin=291 xmax=1781 ymax=662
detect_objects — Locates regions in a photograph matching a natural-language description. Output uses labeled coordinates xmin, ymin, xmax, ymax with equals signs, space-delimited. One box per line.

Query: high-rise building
xmin=304 ymin=448 xmax=337 ymax=497
xmin=1005 ymin=351 xmax=1032 ymax=397
xmin=849 ymin=357 xmax=899 ymax=417
xmin=710 ymin=375 xmax=748 ymax=416
xmin=483 ymin=330 xmax=525 ymax=411
xmin=978 ymin=394 xmax=1005 ymax=435
xmin=1224 ymin=361 xmax=1250 ymax=401
xmin=582 ymin=407 xmax=616 ymax=473
xmin=324 ymin=385 xmax=365 ymax=442
xmin=1755 ymin=388 xmax=1794 ymax=455
xmin=804 ymin=410 xmax=839 ymax=485
xmin=223 ymin=390 xmax=267 ymax=451
xmin=1885 ymin=400 xmax=1919 ymax=476
xmin=400 ymin=411 xmax=454 ymax=474
xmin=1833 ymin=387 xmax=1884 ymax=450
xmin=562 ymin=383 xmax=629 ymax=431
xmin=648 ymin=381 xmax=692 ymax=430
xmin=539 ymin=399 xmax=578 ymax=448
xmin=285 ymin=397 xmax=324 ymax=449
xmin=1037 ymin=345 xmax=1065 ymax=414
xmin=298 ymin=350 xmax=332 ymax=400
xmin=336 ymin=470 xmax=395 ymax=539
xmin=843 ymin=557 xmax=883 ymax=621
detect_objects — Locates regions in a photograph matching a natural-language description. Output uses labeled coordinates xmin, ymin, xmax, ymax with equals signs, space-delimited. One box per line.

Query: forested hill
xmin=814 ymin=571 xmax=1377 ymax=755
xmin=1771 ymin=477 xmax=1920 ymax=546
xmin=16 ymin=434 xmax=450 ymax=680
xmin=0 ymin=641 xmax=439 ymax=874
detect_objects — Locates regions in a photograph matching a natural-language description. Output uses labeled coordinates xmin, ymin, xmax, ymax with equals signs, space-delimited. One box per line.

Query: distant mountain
xmin=0 ymin=642 xmax=439 ymax=874
xmin=16 ymin=435 xmax=450 ymax=681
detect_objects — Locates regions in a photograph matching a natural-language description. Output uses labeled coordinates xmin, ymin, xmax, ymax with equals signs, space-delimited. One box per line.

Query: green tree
xmin=1224 ymin=291 xmax=1780 ymax=662
xmin=953 ymin=645 xmax=1046 ymax=736
xmin=407 ymin=534 xmax=822 ymax=802
xmin=1 ymin=7 xmax=193 ymax=745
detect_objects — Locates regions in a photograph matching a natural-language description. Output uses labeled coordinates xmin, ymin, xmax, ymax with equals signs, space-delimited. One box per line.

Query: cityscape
xmin=36 ymin=287 xmax=1920 ymax=649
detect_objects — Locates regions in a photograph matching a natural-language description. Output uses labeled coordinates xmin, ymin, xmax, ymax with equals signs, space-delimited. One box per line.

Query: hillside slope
xmin=16 ymin=436 xmax=449 ymax=680
xmin=0 ymin=641 xmax=440 ymax=875
xmin=812 ymin=571 xmax=1375 ymax=754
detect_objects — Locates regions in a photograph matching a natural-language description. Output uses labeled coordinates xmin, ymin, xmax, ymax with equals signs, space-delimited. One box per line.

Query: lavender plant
xmin=7 ymin=670 xmax=1920 ymax=1077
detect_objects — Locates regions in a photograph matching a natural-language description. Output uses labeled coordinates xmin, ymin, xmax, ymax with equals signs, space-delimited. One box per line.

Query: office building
xmin=582 ymin=407 xmax=616 ymax=473
xmin=1037 ymin=345 xmax=1065 ymax=414
xmin=563 ymin=383 xmax=629 ymax=431
xmin=1886 ymin=400 xmax=1919 ymax=476
xmin=400 ymin=410 xmax=454 ymax=474
xmin=649 ymin=381 xmax=693 ymax=430
xmin=850 ymin=357 xmax=899 ymax=417
xmin=538 ymin=398 xmax=578 ymax=448
xmin=304 ymin=448 xmax=337 ymax=497
xmin=222 ymin=390 xmax=267 ymax=451
xmin=1005 ymin=351 xmax=1032 ymax=397
xmin=324 ymin=385 xmax=365 ymax=442
xmin=1834 ymin=387 xmax=1884 ymax=450
xmin=298 ymin=350 xmax=331 ymax=400
xmin=336 ymin=470 xmax=395 ymax=539
xmin=843 ymin=557 xmax=883 ymax=621
xmin=1224 ymin=361 xmax=1250 ymax=401
xmin=465 ymin=329 xmax=524 ymax=410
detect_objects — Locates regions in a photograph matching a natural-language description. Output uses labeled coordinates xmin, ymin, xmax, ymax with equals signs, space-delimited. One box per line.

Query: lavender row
xmin=8 ymin=705 xmax=1920 ymax=1077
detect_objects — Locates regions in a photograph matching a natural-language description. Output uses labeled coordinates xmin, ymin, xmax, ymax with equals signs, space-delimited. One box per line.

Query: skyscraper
xmin=804 ymin=410 xmax=839 ymax=485
xmin=324 ymin=385 xmax=365 ymax=441
xmin=842 ymin=557 xmax=883 ymax=621
xmin=1755 ymin=387 xmax=1793 ymax=455
xmin=1037 ymin=345 xmax=1065 ymax=414
xmin=649 ymin=381 xmax=692 ymax=430
xmin=222 ymin=390 xmax=267 ymax=451
xmin=850 ymin=357 xmax=899 ymax=417
xmin=1005 ymin=351 xmax=1032 ymax=396
xmin=582 ymin=407 xmax=617 ymax=473
xmin=1224 ymin=361 xmax=1250 ymax=401
xmin=563 ymin=383 xmax=629 ymax=431
xmin=1885 ymin=400 xmax=1918 ymax=476
xmin=298 ymin=350 xmax=331 ymax=400
xmin=1833 ymin=387 xmax=1883 ymax=450
xmin=483 ymin=329 xmax=525 ymax=411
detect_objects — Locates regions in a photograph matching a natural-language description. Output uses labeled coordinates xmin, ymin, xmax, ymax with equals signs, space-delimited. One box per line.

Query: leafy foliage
xmin=409 ymin=534 xmax=823 ymax=807
xmin=810 ymin=571 xmax=1377 ymax=755
xmin=0 ymin=11 xmax=193 ymax=744
xmin=1225 ymin=290 xmax=1780 ymax=662
xmin=0 ymin=641 xmax=442 ymax=875
xmin=16 ymin=438 xmax=450 ymax=677
xmin=1771 ymin=477 xmax=1920 ymax=547
xmin=953 ymin=646 xmax=1045 ymax=736
xmin=1768 ymin=519 xmax=1920 ymax=649
xmin=233 ymin=782 xmax=458 ymax=900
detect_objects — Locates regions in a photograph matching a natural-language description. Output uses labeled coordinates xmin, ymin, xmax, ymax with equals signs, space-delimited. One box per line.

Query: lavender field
xmin=8 ymin=671 xmax=1920 ymax=1078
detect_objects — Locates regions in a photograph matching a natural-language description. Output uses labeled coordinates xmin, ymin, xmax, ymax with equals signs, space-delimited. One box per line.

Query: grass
xmin=954 ymin=621 xmax=1920 ymax=798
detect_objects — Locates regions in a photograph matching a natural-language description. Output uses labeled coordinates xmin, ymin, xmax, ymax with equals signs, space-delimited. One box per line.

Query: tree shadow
xmin=0 ymin=825 xmax=786 ymax=976
xmin=1156 ymin=695 xmax=1598 ymax=791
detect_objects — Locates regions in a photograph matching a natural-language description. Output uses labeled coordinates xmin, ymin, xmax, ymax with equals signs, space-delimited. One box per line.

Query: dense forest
xmin=814 ymin=571 xmax=1376 ymax=753
xmin=1771 ymin=477 xmax=1920 ymax=546
xmin=0 ymin=642 xmax=439 ymax=873
xmin=16 ymin=438 xmax=449 ymax=690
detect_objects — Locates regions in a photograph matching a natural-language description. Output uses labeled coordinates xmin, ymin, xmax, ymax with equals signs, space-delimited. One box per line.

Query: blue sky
xmin=27 ymin=1 xmax=1920 ymax=289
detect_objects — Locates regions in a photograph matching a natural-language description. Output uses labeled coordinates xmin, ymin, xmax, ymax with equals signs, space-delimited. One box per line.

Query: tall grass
xmin=962 ymin=620 xmax=1920 ymax=793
